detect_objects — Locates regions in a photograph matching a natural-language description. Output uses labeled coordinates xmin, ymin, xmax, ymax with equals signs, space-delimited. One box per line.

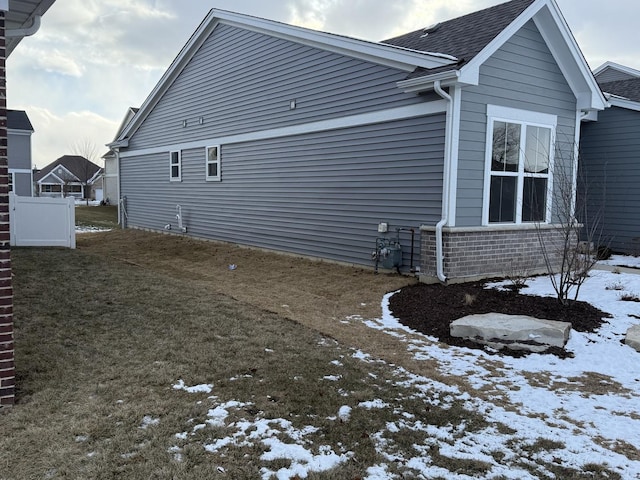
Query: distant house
xmin=34 ymin=155 xmax=103 ymax=200
xmin=7 ymin=109 xmax=34 ymax=196
xmin=102 ymin=107 xmax=138 ymax=205
xmin=109 ymin=0 xmax=605 ymax=283
xmin=580 ymin=62 xmax=640 ymax=255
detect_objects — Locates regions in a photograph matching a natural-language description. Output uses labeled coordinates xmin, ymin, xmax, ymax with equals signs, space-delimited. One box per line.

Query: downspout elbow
xmin=434 ymin=80 xmax=453 ymax=283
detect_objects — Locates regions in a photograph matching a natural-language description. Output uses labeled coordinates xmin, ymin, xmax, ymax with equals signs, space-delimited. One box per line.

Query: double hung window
xmin=484 ymin=105 xmax=556 ymax=224
xmin=170 ymin=151 xmax=181 ymax=182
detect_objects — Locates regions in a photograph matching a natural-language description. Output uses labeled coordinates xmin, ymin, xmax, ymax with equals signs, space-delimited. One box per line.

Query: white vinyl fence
xmin=9 ymin=193 xmax=76 ymax=248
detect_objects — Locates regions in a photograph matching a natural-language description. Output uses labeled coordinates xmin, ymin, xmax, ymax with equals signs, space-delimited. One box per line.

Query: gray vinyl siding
xmin=12 ymin=173 xmax=32 ymax=196
xmin=579 ymin=106 xmax=640 ymax=254
xmin=455 ymin=20 xmax=577 ymax=227
xmin=127 ymin=24 xmax=426 ymax=151
xmin=8 ymin=131 xmax=31 ymax=170
xmin=121 ymin=115 xmax=445 ymax=269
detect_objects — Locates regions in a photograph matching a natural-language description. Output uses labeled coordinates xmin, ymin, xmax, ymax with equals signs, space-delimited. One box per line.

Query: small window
xmin=8 ymin=173 xmax=13 ymax=192
xmin=170 ymin=151 xmax=181 ymax=182
xmin=484 ymin=106 xmax=556 ymax=225
xmin=206 ymin=145 xmax=221 ymax=181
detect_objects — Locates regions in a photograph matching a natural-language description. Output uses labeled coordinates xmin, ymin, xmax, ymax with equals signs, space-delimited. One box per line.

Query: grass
xmin=75 ymin=205 xmax=118 ymax=229
xmin=1 ymin=230 xmax=630 ymax=478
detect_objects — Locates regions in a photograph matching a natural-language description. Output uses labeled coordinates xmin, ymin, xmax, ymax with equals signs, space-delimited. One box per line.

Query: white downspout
xmin=433 ymin=80 xmax=453 ymax=283
xmin=115 ymin=149 xmax=121 ymax=225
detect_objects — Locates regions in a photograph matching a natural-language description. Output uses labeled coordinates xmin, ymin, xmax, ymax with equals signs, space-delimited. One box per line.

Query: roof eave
xmin=118 ymin=8 xmax=458 ymax=144
xmin=397 ymin=70 xmax=465 ymax=93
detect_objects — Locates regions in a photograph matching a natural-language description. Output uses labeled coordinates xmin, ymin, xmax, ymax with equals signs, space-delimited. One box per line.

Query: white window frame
xmin=205 ymin=145 xmax=221 ymax=182
xmin=170 ymin=150 xmax=181 ymax=182
xmin=482 ymin=105 xmax=557 ymax=226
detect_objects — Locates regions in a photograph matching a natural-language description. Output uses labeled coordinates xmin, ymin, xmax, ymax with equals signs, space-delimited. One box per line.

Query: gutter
xmin=6 ymin=15 xmax=41 ymax=37
xmin=433 ymin=80 xmax=453 ymax=283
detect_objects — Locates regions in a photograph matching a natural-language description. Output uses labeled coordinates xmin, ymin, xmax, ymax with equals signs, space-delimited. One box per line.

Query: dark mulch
xmin=389 ymin=279 xmax=612 ymax=358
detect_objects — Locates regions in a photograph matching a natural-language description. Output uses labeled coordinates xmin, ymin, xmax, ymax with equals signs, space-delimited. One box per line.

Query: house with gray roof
xmin=34 ymin=155 xmax=103 ymax=200
xmin=7 ymin=109 xmax=34 ymax=196
xmin=580 ymin=62 xmax=640 ymax=255
xmin=108 ymin=0 xmax=606 ymax=283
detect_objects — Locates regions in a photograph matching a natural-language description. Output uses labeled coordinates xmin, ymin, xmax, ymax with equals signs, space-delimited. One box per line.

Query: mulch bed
xmin=388 ymin=279 xmax=611 ymax=358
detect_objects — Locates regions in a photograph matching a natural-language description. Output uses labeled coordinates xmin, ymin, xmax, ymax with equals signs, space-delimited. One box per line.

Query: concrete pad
xmin=626 ymin=325 xmax=640 ymax=352
xmin=451 ymin=313 xmax=572 ymax=352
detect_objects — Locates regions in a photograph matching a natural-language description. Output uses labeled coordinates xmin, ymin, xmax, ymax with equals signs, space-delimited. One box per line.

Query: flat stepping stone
xmin=451 ymin=313 xmax=571 ymax=352
xmin=626 ymin=325 xmax=640 ymax=352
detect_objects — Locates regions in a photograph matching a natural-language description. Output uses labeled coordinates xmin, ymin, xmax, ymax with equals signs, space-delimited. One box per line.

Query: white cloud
xmin=17 ymin=107 xmax=118 ymax=168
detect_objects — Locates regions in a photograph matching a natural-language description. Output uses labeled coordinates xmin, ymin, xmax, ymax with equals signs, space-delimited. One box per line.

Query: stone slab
xmin=626 ymin=325 xmax=640 ymax=352
xmin=451 ymin=313 xmax=572 ymax=352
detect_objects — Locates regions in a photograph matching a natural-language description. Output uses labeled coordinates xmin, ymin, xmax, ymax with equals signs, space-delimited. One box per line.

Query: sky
xmin=7 ymin=0 xmax=640 ymax=169
xmin=157 ymin=255 xmax=640 ymax=478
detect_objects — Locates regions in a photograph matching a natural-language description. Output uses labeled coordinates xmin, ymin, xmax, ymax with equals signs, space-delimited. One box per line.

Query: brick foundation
xmin=0 ymin=12 xmax=13 ymax=407
xmin=420 ymin=224 xmax=569 ymax=283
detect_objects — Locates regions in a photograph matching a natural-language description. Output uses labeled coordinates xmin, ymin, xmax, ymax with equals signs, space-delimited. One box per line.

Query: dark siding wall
xmin=121 ymin=115 xmax=445 ymax=268
xmin=128 ymin=24 xmax=425 ymax=151
xmin=580 ymin=106 xmax=640 ymax=254
xmin=456 ymin=20 xmax=577 ymax=226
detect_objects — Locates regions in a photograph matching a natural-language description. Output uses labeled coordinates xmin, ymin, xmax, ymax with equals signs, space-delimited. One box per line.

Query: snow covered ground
xmin=167 ymin=258 xmax=640 ymax=479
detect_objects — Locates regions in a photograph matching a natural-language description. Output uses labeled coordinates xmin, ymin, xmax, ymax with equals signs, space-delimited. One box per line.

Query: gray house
xmin=109 ymin=0 xmax=605 ymax=283
xmin=580 ymin=62 xmax=640 ymax=255
xmin=7 ymin=109 xmax=34 ymax=196
xmin=102 ymin=107 xmax=138 ymax=204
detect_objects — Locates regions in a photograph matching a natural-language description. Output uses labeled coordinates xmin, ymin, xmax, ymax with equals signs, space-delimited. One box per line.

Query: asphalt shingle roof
xmin=599 ymin=78 xmax=640 ymax=103
xmin=35 ymin=155 xmax=102 ymax=183
xmin=382 ymin=0 xmax=536 ymax=79
xmin=7 ymin=110 xmax=33 ymax=131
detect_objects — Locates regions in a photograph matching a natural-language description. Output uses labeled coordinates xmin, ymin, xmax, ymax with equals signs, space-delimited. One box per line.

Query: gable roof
xmin=113 ymin=0 xmax=604 ymax=146
xmin=7 ymin=109 xmax=33 ymax=131
xmin=103 ymin=107 xmax=139 ymax=159
xmin=383 ymin=0 xmax=536 ymax=78
xmin=599 ymin=79 xmax=640 ymax=103
xmin=34 ymin=155 xmax=102 ymax=184
xmin=593 ymin=61 xmax=640 ymax=81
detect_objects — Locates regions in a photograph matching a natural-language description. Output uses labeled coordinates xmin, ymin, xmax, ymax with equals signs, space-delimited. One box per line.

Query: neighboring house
xmin=580 ymin=62 xmax=640 ymax=255
xmin=109 ymin=0 xmax=605 ymax=283
xmin=7 ymin=109 xmax=33 ymax=196
xmin=102 ymin=106 xmax=139 ymax=204
xmin=34 ymin=155 xmax=103 ymax=199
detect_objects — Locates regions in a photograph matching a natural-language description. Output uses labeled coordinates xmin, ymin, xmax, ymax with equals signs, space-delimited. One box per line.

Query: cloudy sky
xmin=7 ymin=0 xmax=640 ymax=168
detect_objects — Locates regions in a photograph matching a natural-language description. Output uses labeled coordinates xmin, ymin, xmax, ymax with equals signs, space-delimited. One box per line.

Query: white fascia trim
xmin=37 ymin=171 xmax=65 ymax=184
xmin=7 ymin=128 xmax=33 ymax=136
xmin=458 ymin=0 xmax=546 ymax=85
xmin=532 ymin=5 xmax=605 ymax=111
xmin=608 ymin=97 xmax=640 ymax=112
xmin=397 ymin=70 xmax=462 ymax=93
xmin=446 ymin=85 xmax=462 ymax=226
xmin=8 ymin=168 xmax=32 ymax=174
xmin=593 ymin=61 xmax=640 ymax=79
xmin=213 ymin=9 xmax=457 ymax=70
xmin=87 ymin=170 xmax=103 ymax=185
xmin=119 ymin=102 xmax=447 ymax=159
xmin=118 ymin=9 xmax=456 ymax=144
xmin=486 ymin=104 xmax=557 ymax=127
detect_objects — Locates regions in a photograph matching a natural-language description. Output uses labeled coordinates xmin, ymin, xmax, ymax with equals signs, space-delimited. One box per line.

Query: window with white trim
xmin=484 ymin=105 xmax=556 ymax=225
xmin=205 ymin=145 xmax=221 ymax=181
xmin=8 ymin=172 xmax=13 ymax=192
xmin=170 ymin=151 xmax=181 ymax=181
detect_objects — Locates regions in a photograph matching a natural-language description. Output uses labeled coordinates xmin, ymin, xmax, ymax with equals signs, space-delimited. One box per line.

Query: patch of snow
xmin=172 ymin=379 xmax=213 ymax=393
xmin=338 ymin=405 xmax=352 ymax=421
xmin=139 ymin=416 xmax=159 ymax=429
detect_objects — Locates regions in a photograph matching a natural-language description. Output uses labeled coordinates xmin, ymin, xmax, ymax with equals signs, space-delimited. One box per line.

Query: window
xmin=170 ymin=151 xmax=181 ymax=181
xmin=484 ymin=105 xmax=556 ymax=225
xmin=8 ymin=173 xmax=13 ymax=192
xmin=205 ymin=146 xmax=221 ymax=181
